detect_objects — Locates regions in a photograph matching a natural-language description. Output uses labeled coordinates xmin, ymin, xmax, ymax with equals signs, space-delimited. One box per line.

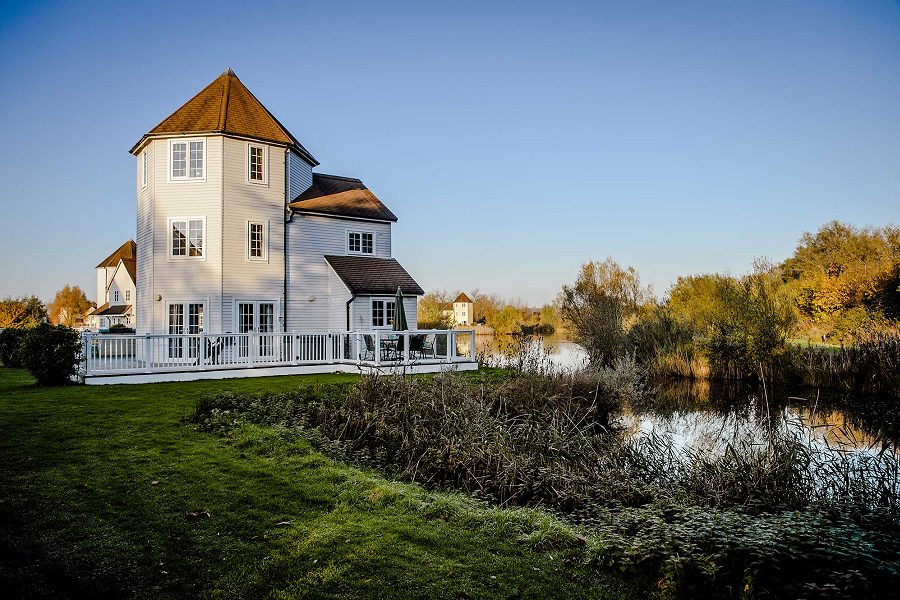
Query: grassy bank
xmin=0 ymin=368 xmax=644 ymax=599
xmin=192 ymin=370 xmax=900 ymax=598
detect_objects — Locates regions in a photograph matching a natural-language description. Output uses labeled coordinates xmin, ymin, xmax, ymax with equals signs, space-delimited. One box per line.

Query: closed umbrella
xmin=393 ymin=286 xmax=408 ymax=331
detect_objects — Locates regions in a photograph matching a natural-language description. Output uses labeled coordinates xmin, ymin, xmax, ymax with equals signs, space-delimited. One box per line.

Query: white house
xmin=86 ymin=240 xmax=136 ymax=331
xmin=450 ymin=293 xmax=474 ymax=326
xmin=128 ymin=69 xmax=423 ymax=337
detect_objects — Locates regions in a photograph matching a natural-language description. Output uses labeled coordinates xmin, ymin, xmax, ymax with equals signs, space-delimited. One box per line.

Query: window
xmin=248 ymin=144 xmax=265 ymax=183
xmin=171 ymin=218 xmax=205 ymax=258
xmin=113 ymin=290 xmax=120 ymax=302
xmin=248 ymin=221 xmax=267 ymax=261
xmin=371 ymin=299 xmax=396 ymax=328
xmin=348 ymin=231 xmax=374 ymax=255
xmin=125 ymin=290 xmax=131 ymax=302
xmin=141 ymin=151 xmax=148 ymax=188
xmin=171 ymin=139 xmax=204 ymax=180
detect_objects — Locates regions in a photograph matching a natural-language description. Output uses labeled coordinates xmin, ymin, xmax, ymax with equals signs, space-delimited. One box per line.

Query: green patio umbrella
xmin=393 ymin=286 xmax=408 ymax=331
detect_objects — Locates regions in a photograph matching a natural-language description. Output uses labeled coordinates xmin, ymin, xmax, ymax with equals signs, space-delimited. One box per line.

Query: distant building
xmin=86 ymin=240 xmax=137 ymax=331
xmin=446 ymin=292 xmax=474 ymax=326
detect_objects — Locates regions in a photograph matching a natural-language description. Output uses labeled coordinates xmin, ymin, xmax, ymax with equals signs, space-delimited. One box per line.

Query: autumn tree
xmin=48 ymin=285 xmax=94 ymax=327
xmin=0 ymin=295 xmax=48 ymax=328
xmin=560 ymin=258 xmax=650 ymax=366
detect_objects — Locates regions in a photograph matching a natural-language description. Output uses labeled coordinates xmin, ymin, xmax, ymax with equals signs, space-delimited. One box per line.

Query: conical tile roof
xmin=130 ymin=69 xmax=317 ymax=165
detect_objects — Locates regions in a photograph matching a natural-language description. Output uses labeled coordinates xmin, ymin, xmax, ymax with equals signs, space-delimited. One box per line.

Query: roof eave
xmin=288 ymin=207 xmax=397 ymax=223
xmin=130 ymin=132 xmax=319 ymax=165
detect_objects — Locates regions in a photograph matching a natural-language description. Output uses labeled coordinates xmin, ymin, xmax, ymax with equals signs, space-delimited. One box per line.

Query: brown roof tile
xmin=97 ymin=240 xmax=136 ymax=269
xmin=131 ymin=69 xmax=317 ymax=165
xmin=289 ymin=174 xmax=398 ymax=222
xmin=324 ymin=255 xmax=423 ymax=296
xmin=453 ymin=293 xmax=473 ymax=303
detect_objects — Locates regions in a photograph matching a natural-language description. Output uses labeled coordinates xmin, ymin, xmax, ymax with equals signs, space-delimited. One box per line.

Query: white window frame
xmin=247 ymin=220 xmax=268 ymax=262
xmin=371 ymin=298 xmax=396 ymax=329
xmin=168 ymin=138 xmax=206 ymax=182
xmin=168 ymin=216 xmax=207 ymax=260
xmin=347 ymin=229 xmax=376 ymax=255
xmin=125 ymin=289 xmax=131 ymax=302
xmin=141 ymin=151 xmax=148 ymax=188
xmin=113 ymin=290 xmax=120 ymax=303
xmin=247 ymin=143 xmax=268 ymax=185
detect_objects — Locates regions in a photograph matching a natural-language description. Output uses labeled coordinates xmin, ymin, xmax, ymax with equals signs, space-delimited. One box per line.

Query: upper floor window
xmin=248 ymin=221 xmax=267 ymax=261
xmin=141 ymin=151 xmax=148 ymax=188
xmin=125 ymin=290 xmax=131 ymax=302
xmin=348 ymin=231 xmax=374 ymax=255
xmin=248 ymin=144 xmax=266 ymax=183
xmin=171 ymin=139 xmax=205 ymax=180
xmin=371 ymin=299 xmax=396 ymax=328
xmin=113 ymin=290 xmax=120 ymax=302
xmin=170 ymin=218 xmax=205 ymax=259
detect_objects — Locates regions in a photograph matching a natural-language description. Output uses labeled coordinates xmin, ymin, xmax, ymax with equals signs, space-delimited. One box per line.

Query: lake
xmin=477 ymin=333 xmax=899 ymax=458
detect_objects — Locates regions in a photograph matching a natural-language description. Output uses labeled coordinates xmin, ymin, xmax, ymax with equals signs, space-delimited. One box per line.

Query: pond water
xmin=478 ymin=334 xmax=899 ymax=457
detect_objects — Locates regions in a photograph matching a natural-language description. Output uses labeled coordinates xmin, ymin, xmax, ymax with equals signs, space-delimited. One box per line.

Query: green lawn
xmin=0 ymin=368 xmax=647 ymax=599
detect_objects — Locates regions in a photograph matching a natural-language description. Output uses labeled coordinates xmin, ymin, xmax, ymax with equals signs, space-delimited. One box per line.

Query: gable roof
xmin=97 ymin=240 xmax=136 ymax=269
xmin=131 ymin=69 xmax=318 ymax=165
xmin=289 ymin=174 xmax=398 ymax=222
xmin=324 ymin=255 xmax=424 ymax=296
xmin=107 ymin=258 xmax=137 ymax=290
xmin=453 ymin=293 xmax=473 ymax=304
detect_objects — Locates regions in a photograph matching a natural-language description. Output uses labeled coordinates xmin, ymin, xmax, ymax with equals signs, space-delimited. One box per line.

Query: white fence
xmin=82 ymin=330 xmax=477 ymax=377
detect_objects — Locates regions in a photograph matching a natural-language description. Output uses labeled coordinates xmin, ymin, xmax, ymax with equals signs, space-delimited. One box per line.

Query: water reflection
xmin=478 ymin=334 xmax=899 ymax=457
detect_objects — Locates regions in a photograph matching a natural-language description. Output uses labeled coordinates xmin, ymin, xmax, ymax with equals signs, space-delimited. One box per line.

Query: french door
xmin=236 ymin=301 xmax=276 ymax=358
xmin=168 ymin=302 xmax=204 ymax=360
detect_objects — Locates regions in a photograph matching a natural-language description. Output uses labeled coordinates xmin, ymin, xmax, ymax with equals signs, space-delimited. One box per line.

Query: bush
xmin=19 ymin=323 xmax=82 ymax=385
xmin=0 ymin=327 xmax=26 ymax=367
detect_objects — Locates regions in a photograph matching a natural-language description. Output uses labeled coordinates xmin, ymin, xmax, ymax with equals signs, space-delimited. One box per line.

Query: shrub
xmin=18 ymin=323 xmax=82 ymax=385
xmin=0 ymin=327 xmax=26 ymax=367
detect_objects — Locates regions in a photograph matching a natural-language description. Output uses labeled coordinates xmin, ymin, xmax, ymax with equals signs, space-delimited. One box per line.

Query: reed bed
xmin=190 ymin=370 xmax=900 ymax=598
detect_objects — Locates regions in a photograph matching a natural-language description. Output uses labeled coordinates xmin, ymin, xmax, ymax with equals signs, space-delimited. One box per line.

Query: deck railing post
xmin=447 ymin=331 xmax=452 ymax=363
xmin=403 ymin=331 xmax=410 ymax=365
xmin=470 ymin=330 xmax=476 ymax=362
xmin=356 ymin=332 xmax=362 ymax=365
xmin=199 ymin=333 xmax=206 ymax=369
xmin=326 ymin=332 xmax=333 ymax=364
xmin=374 ymin=330 xmax=381 ymax=366
xmin=82 ymin=334 xmax=92 ymax=377
xmin=144 ymin=334 xmax=153 ymax=372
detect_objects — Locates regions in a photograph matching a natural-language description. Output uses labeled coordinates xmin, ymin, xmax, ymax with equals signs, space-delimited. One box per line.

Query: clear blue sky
xmin=1 ymin=0 xmax=898 ymax=306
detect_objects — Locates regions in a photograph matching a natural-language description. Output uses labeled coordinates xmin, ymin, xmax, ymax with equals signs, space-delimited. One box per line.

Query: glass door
xmin=235 ymin=301 xmax=277 ymax=359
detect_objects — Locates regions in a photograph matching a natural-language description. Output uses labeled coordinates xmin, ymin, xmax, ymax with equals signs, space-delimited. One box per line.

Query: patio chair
xmin=360 ymin=334 xmax=376 ymax=361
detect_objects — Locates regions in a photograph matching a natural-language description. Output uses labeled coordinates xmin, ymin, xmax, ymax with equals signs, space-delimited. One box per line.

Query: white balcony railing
xmin=81 ymin=330 xmax=477 ymax=376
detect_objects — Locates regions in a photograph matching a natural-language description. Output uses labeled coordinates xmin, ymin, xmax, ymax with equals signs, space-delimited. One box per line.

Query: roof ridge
xmin=218 ymin=68 xmax=232 ymax=130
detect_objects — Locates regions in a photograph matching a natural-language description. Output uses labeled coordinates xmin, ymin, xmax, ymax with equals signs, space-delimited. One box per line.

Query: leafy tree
xmin=560 ymin=258 xmax=650 ymax=366
xmin=416 ymin=290 xmax=453 ymax=329
xmin=48 ymin=285 xmax=94 ymax=327
xmin=0 ymin=296 xmax=48 ymax=328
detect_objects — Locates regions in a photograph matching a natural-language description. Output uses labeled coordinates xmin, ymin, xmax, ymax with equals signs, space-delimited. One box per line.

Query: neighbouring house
xmin=128 ymin=69 xmax=423 ymax=336
xmin=85 ymin=240 xmax=137 ymax=331
xmin=451 ymin=292 xmax=475 ymax=326
xmin=442 ymin=293 xmax=474 ymax=327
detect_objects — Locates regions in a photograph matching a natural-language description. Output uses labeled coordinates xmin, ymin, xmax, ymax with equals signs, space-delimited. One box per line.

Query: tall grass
xmin=794 ymin=330 xmax=900 ymax=397
xmin=192 ymin=370 xmax=899 ymax=516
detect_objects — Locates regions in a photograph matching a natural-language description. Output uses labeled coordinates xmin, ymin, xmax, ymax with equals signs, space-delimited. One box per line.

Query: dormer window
xmin=248 ymin=144 xmax=266 ymax=183
xmin=170 ymin=139 xmax=205 ymax=180
xmin=348 ymin=231 xmax=374 ymax=255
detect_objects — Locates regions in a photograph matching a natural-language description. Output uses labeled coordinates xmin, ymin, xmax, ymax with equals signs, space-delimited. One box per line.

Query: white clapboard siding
xmin=220 ymin=137 xmax=287 ymax=331
xmin=142 ymin=136 xmax=224 ymax=333
xmin=285 ymin=214 xmax=392 ymax=331
xmin=135 ymin=141 xmax=154 ymax=334
xmin=288 ymin=150 xmax=313 ymax=200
